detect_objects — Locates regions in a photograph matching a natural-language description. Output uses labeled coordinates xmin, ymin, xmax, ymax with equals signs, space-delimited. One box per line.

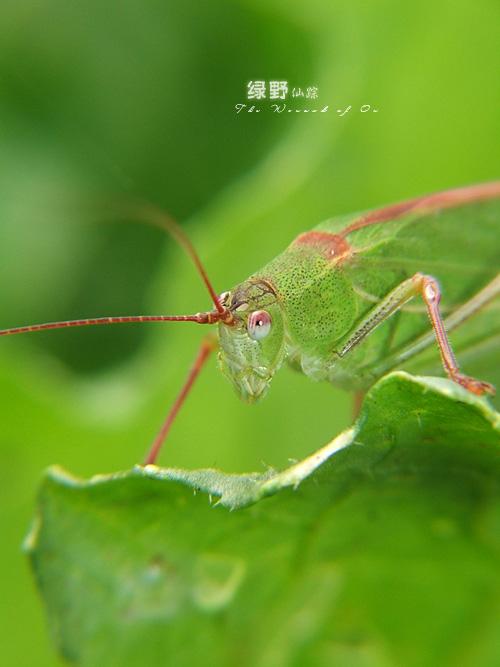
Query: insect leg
xmin=143 ymin=335 xmax=217 ymax=466
xmin=338 ymin=276 xmax=423 ymax=358
xmin=413 ymin=274 xmax=495 ymax=395
xmin=368 ymin=274 xmax=500 ymax=378
xmin=337 ymin=273 xmax=497 ymax=396
xmin=352 ymin=391 xmax=365 ymax=419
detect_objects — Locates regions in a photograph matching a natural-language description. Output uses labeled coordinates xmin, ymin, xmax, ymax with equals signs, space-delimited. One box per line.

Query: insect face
xmin=217 ymin=280 xmax=286 ymax=403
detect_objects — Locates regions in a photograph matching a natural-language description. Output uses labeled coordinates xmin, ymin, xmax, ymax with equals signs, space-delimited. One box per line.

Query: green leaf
xmin=26 ymin=372 xmax=500 ymax=667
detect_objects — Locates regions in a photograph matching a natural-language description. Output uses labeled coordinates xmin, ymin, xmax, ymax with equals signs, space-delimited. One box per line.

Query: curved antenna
xmin=107 ymin=201 xmax=226 ymax=316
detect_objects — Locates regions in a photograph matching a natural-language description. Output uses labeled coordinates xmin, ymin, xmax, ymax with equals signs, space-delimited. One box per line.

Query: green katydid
xmin=1 ymin=183 xmax=499 ymax=464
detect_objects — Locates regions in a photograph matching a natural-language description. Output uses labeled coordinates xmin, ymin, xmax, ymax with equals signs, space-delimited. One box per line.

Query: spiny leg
xmin=338 ymin=273 xmax=496 ymax=396
xmin=368 ymin=273 xmax=500 ymax=378
xmin=417 ymin=274 xmax=494 ymax=395
xmin=338 ymin=276 xmax=425 ymax=357
xmin=143 ymin=336 xmax=217 ymax=466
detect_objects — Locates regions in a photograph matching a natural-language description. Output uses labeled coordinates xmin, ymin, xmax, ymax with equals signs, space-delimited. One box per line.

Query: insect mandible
xmin=1 ymin=183 xmax=499 ymax=465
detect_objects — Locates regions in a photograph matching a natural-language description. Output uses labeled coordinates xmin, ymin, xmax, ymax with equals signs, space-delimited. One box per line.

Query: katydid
xmin=1 ymin=183 xmax=499 ymax=465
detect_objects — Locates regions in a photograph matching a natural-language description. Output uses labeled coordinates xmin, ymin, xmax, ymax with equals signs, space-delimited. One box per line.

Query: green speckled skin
xmin=256 ymin=245 xmax=358 ymax=356
xmin=218 ymin=187 xmax=500 ymax=401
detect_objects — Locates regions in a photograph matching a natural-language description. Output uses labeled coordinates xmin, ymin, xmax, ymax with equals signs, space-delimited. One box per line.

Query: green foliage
xmin=27 ymin=373 xmax=500 ymax=667
xmin=1 ymin=2 xmax=499 ymax=665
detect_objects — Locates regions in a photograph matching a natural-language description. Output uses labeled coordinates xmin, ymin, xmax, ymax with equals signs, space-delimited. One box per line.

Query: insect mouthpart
xmin=223 ymin=361 xmax=273 ymax=403
xmin=217 ymin=325 xmax=274 ymax=403
xmin=237 ymin=368 xmax=273 ymax=403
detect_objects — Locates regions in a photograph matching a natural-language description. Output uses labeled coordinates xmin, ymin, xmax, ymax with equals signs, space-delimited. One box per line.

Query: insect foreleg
xmin=337 ymin=273 xmax=496 ymax=396
xmin=338 ymin=276 xmax=423 ymax=358
xmin=143 ymin=335 xmax=218 ymax=466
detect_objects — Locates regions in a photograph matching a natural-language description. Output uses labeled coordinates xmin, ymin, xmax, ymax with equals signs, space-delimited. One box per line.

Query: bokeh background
xmin=0 ymin=1 xmax=498 ymax=665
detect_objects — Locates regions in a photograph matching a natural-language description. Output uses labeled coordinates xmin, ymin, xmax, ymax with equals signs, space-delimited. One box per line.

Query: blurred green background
xmin=0 ymin=1 xmax=498 ymax=665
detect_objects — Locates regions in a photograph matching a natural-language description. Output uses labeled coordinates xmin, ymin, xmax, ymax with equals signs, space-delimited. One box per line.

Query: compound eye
xmin=247 ymin=310 xmax=272 ymax=341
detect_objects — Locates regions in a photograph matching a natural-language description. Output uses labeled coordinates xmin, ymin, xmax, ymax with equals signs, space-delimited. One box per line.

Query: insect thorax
xmin=253 ymin=244 xmax=359 ymax=359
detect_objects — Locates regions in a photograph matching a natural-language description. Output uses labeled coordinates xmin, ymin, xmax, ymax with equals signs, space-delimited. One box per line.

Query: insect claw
xmin=453 ymin=373 xmax=496 ymax=396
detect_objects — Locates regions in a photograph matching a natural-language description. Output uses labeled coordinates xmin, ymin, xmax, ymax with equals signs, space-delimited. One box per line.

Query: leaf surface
xmin=27 ymin=372 xmax=500 ymax=667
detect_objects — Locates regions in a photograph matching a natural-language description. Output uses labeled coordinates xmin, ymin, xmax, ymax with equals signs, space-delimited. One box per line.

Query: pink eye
xmin=247 ymin=310 xmax=272 ymax=341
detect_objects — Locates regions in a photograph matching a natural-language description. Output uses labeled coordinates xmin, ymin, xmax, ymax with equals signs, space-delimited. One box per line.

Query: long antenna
xmin=0 ymin=201 xmax=235 ymax=336
xmin=107 ymin=201 xmax=226 ymax=315
xmin=0 ymin=312 xmax=221 ymax=337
